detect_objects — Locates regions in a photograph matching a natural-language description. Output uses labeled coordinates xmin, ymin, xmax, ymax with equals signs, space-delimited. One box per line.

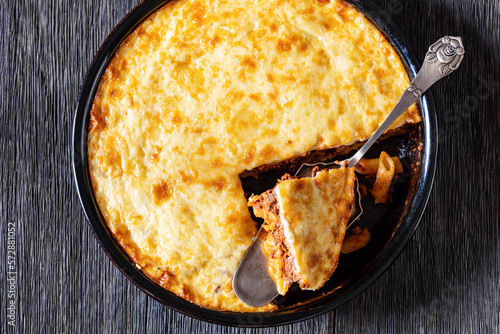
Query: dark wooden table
xmin=1 ymin=0 xmax=499 ymax=332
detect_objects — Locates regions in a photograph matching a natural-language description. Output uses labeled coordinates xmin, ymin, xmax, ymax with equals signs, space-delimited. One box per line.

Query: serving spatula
xmin=233 ymin=36 xmax=464 ymax=307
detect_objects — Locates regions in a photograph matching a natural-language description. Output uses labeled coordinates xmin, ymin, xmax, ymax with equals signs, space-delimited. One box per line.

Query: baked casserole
xmin=248 ymin=167 xmax=356 ymax=296
xmin=87 ymin=0 xmax=420 ymax=311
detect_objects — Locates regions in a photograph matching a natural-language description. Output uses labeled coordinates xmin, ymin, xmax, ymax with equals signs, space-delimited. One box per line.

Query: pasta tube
xmin=369 ymin=151 xmax=395 ymax=204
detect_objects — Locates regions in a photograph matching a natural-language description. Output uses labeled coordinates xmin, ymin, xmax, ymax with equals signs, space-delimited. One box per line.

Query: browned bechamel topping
xmin=87 ymin=0 xmax=420 ymax=311
xmin=249 ymin=168 xmax=356 ymax=294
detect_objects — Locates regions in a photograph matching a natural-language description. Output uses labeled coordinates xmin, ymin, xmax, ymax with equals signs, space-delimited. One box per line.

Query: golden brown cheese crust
xmin=87 ymin=0 xmax=420 ymax=311
xmin=275 ymin=168 xmax=356 ymax=290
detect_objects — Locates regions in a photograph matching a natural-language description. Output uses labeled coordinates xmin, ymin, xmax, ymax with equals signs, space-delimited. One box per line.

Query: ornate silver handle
xmin=346 ymin=36 xmax=465 ymax=168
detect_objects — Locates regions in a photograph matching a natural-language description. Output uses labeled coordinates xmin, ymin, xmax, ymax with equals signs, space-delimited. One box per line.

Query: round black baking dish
xmin=72 ymin=0 xmax=437 ymax=327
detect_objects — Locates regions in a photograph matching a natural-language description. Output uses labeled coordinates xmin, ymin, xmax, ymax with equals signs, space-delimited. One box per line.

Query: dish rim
xmin=72 ymin=0 xmax=437 ymax=327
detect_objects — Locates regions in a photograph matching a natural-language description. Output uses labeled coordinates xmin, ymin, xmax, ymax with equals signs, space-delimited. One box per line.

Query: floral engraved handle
xmin=409 ymin=36 xmax=464 ymax=95
xmin=408 ymin=83 xmax=423 ymax=98
xmin=425 ymin=36 xmax=465 ymax=76
xmin=346 ymin=36 xmax=464 ymax=168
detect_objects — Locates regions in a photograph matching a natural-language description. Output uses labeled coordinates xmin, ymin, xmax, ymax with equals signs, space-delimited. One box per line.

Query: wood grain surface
xmin=1 ymin=0 xmax=499 ymax=332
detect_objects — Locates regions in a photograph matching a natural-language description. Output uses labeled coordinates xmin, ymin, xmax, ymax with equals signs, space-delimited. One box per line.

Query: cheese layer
xmin=276 ymin=168 xmax=355 ymax=290
xmin=87 ymin=0 xmax=420 ymax=311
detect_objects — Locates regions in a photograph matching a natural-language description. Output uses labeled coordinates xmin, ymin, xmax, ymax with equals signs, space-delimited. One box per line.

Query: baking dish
xmin=72 ymin=0 xmax=437 ymax=326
